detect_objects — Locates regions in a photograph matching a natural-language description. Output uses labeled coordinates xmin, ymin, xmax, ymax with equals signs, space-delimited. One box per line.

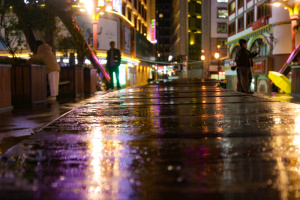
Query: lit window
xmin=217 ymin=0 xmax=228 ymax=2
xmin=217 ymin=8 xmax=228 ymax=19
xmin=228 ymin=1 xmax=235 ymax=15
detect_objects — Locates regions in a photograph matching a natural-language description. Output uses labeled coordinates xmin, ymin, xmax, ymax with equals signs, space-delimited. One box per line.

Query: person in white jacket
xmin=31 ymin=41 xmax=61 ymax=101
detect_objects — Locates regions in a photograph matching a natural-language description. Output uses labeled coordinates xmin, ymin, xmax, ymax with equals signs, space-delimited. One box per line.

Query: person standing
xmin=31 ymin=40 xmax=61 ymax=101
xmin=235 ymin=39 xmax=259 ymax=94
xmin=106 ymin=41 xmax=121 ymax=90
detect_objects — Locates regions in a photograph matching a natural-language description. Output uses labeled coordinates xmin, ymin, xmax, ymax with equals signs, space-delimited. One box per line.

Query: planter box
xmin=84 ymin=68 xmax=97 ymax=94
xmin=11 ymin=64 xmax=47 ymax=104
xmin=0 ymin=64 xmax=13 ymax=111
xmin=60 ymin=67 xmax=84 ymax=98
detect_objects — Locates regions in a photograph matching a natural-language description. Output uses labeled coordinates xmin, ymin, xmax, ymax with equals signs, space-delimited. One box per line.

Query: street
xmin=1 ymin=78 xmax=300 ymax=200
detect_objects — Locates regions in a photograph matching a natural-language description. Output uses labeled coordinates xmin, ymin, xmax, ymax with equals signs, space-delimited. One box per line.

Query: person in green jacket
xmin=106 ymin=41 xmax=121 ymax=90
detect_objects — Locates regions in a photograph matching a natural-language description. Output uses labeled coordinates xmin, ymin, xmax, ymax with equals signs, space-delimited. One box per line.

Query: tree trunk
xmin=50 ymin=1 xmax=109 ymax=84
xmin=11 ymin=0 xmax=37 ymax=52
xmin=44 ymin=0 xmax=57 ymax=53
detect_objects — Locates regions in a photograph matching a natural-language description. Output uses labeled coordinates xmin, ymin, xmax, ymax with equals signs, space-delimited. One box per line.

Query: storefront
xmin=73 ymin=11 xmax=154 ymax=88
xmin=208 ymin=64 xmax=225 ymax=80
xmin=225 ymin=56 xmax=273 ymax=93
xmin=226 ymin=22 xmax=292 ymax=93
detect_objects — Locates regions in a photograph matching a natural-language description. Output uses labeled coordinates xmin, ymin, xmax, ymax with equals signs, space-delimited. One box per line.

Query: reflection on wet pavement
xmin=0 ymin=95 xmax=101 ymax=155
xmin=1 ymin=79 xmax=300 ymax=199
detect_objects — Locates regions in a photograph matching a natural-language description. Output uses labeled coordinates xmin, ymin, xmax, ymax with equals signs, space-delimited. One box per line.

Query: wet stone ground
xmin=0 ymin=95 xmax=101 ymax=155
xmin=1 ymin=78 xmax=300 ymax=200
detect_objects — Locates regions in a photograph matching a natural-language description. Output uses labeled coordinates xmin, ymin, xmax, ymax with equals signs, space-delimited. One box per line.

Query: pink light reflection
xmin=279 ymin=44 xmax=300 ymax=74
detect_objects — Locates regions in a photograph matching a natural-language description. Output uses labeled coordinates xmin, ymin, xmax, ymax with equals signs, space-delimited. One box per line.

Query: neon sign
xmin=150 ymin=19 xmax=157 ymax=44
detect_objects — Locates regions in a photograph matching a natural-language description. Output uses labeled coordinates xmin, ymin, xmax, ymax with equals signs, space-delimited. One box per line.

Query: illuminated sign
xmin=229 ymin=59 xmax=236 ymax=67
xmin=98 ymin=0 xmax=104 ymax=6
xmin=113 ymin=64 xmax=126 ymax=86
xmin=253 ymin=60 xmax=265 ymax=74
xmin=110 ymin=0 xmax=122 ymax=14
xmin=252 ymin=17 xmax=266 ymax=31
xmin=114 ymin=0 xmax=122 ymax=14
xmin=150 ymin=19 xmax=157 ymax=44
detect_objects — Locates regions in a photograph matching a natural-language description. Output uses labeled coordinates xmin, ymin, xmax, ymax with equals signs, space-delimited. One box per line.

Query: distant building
xmin=170 ymin=0 xmax=201 ymax=78
xmin=202 ymin=0 xmax=228 ymax=79
xmin=156 ymin=0 xmax=171 ymax=62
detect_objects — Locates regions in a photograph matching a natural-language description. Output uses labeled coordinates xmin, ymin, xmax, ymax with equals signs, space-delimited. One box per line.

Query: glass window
xmin=246 ymin=10 xmax=254 ymax=27
xmin=139 ymin=1 xmax=142 ymax=15
xmin=127 ymin=8 xmax=132 ymax=21
xmin=257 ymin=2 xmax=271 ymax=19
xmin=229 ymin=1 xmax=235 ymax=15
xmin=228 ymin=22 xmax=235 ymax=36
xmin=122 ymin=2 xmax=126 ymax=16
xmin=217 ymin=8 xmax=228 ymax=19
xmin=238 ymin=16 xmax=244 ymax=31
xmin=134 ymin=15 xmax=137 ymax=28
xmin=138 ymin=20 xmax=141 ymax=32
xmin=217 ymin=39 xmax=227 ymax=48
xmin=250 ymin=38 xmax=268 ymax=57
xmin=217 ymin=0 xmax=228 ymax=2
xmin=231 ymin=46 xmax=239 ymax=59
xmin=238 ymin=0 xmax=244 ymax=8
xmin=217 ymin=23 xmax=227 ymax=33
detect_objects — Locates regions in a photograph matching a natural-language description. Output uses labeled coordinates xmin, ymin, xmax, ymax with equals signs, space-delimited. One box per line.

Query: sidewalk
xmin=1 ymin=78 xmax=300 ymax=200
xmin=0 ymin=93 xmax=107 ymax=155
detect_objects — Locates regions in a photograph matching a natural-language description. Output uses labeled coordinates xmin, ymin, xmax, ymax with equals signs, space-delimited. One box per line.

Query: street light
xmin=215 ymin=52 xmax=220 ymax=80
xmin=201 ymin=49 xmax=205 ymax=61
xmin=214 ymin=52 xmax=220 ymax=59
xmin=271 ymin=0 xmax=300 ymax=50
xmin=82 ymin=0 xmax=112 ymax=49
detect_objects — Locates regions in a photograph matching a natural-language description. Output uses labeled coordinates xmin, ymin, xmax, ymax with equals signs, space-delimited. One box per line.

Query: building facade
xmin=202 ymin=0 xmax=228 ymax=79
xmin=170 ymin=0 xmax=188 ymax=71
xmin=169 ymin=0 xmax=228 ymax=79
xmin=171 ymin=0 xmax=204 ymax=78
xmin=70 ymin=0 xmax=156 ymax=87
xmin=156 ymin=0 xmax=171 ymax=62
xmin=226 ymin=0 xmax=299 ymax=93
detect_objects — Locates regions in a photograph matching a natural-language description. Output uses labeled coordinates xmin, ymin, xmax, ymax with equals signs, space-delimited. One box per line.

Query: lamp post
xmin=272 ymin=0 xmax=300 ymax=50
xmin=83 ymin=0 xmax=112 ymax=49
xmin=215 ymin=52 xmax=220 ymax=80
xmin=201 ymin=50 xmax=205 ymax=78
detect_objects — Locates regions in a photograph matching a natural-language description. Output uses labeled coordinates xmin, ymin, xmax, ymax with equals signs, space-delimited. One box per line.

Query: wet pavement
xmin=1 ymin=78 xmax=300 ymax=200
xmin=0 ymin=94 xmax=105 ymax=155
